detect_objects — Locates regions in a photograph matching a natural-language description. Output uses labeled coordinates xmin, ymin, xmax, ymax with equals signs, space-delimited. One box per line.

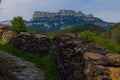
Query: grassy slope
xmin=0 ymin=43 xmax=60 ymax=80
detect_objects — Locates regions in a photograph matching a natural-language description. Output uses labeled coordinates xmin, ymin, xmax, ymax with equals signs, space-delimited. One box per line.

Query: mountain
xmin=27 ymin=9 xmax=114 ymax=31
xmin=0 ymin=20 xmax=12 ymax=26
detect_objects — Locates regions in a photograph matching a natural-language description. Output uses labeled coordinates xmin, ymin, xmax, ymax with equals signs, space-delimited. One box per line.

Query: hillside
xmin=47 ymin=24 xmax=105 ymax=38
xmin=104 ymin=23 xmax=120 ymax=44
xmin=59 ymin=24 xmax=105 ymax=34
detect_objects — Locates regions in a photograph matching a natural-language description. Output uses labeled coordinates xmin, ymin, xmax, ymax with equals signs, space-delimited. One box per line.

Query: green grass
xmin=0 ymin=43 xmax=60 ymax=80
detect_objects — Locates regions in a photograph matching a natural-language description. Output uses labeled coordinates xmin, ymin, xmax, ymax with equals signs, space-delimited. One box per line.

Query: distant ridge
xmin=31 ymin=10 xmax=92 ymax=19
xmin=27 ymin=9 xmax=114 ymax=31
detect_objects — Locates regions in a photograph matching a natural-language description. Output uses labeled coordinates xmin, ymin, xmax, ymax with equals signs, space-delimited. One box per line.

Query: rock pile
xmin=52 ymin=34 xmax=120 ymax=80
xmin=2 ymin=31 xmax=50 ymax=55
xmin=9 ymin=32 xmax=50 ymax=54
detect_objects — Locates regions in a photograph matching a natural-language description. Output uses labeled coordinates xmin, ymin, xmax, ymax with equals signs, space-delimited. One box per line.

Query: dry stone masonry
xmin=2 ymin=31 xmax=50 ymax=55
xmin=52 ymin=34 xmax=120 ymax=80
xmin=9 ymin=32 xmax=50 ymax=54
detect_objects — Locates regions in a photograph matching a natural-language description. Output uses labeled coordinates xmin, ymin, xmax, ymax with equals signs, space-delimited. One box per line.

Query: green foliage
xmin=11 ymin=16 xmax=27 ymax=33
xmin=0 ymin=43 xmax=60 ymax=80
xmin=77 ymin=31 xmax=96 ymax=41
xmin=105 ymin=23 xmax=120 ymax=44
xmin=78 ymin=31 xmax=120 ymax=54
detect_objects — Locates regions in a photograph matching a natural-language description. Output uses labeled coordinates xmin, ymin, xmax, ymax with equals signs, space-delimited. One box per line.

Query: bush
xmin=11 ymin=16 xmax=27 ymax=33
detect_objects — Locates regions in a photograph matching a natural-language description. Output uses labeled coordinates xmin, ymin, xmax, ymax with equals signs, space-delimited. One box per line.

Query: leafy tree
xmin=11 ymin=16 xmax=27 ymax=33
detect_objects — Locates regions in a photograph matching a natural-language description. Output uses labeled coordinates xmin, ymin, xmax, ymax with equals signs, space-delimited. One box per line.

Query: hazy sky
xmin=0 ymin=0 xmax=120 ymax=22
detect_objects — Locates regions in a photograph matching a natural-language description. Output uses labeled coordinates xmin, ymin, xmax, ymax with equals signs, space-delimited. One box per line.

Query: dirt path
xmin=0 ymin=51 xmax=44 ymax=80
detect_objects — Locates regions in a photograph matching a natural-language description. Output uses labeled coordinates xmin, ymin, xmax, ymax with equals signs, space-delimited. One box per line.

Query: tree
xmin=11 ymin=16 xmax=27 ymax=33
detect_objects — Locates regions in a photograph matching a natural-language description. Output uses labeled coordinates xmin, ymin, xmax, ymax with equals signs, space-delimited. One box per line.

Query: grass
xmin=0 ymin=43 xmax=60 ymax=80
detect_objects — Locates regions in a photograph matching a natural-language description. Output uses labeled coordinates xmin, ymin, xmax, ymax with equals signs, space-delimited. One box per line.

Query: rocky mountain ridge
xmin=28 ymin=10 xmax=114 ymax=31
xmin=31 ymin=10 xmax=93 ymax=19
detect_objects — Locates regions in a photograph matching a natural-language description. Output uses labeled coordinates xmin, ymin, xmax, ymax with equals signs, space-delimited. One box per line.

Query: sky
xmin=0 ymin=0 xmax=120 ymax=22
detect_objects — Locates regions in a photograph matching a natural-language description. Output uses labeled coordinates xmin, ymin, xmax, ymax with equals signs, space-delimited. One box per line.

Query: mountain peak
xmin=77 ymin=11 xmax=85 ymax=16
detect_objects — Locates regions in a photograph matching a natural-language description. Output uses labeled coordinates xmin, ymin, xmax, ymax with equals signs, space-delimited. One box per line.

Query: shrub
xmin=11 ymin=16 xmax=27 ymax=33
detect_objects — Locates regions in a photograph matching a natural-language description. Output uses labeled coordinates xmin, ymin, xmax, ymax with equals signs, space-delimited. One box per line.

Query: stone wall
xmin=2 ymin=31 xmax=50 ymax=55
xmin=52 ymin=34 xmax=120 ymax=80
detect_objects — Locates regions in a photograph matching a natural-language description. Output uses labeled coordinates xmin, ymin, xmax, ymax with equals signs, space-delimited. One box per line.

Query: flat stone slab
xmin=0 ymin=51 xmax=44 ymax=80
